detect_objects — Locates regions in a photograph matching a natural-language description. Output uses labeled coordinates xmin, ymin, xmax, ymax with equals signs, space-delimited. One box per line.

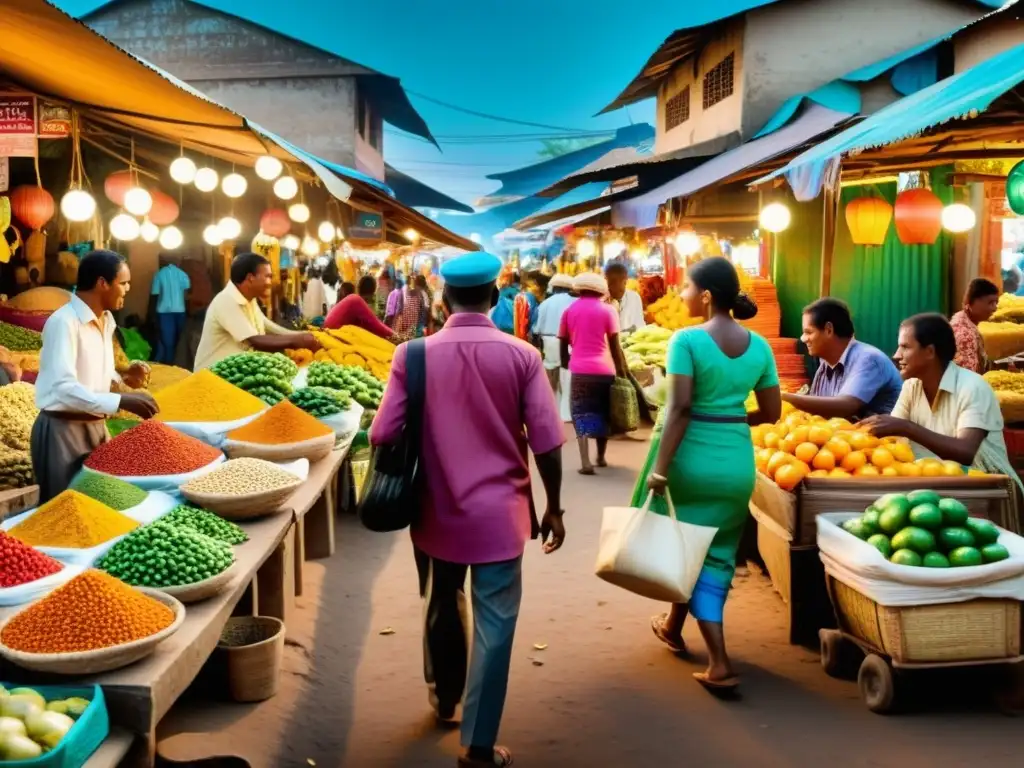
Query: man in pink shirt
xmin=371 ymin=251 xmax=565 ymax=768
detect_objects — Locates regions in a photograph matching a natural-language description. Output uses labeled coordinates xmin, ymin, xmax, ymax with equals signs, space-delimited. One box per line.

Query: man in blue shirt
xmin=150 ymin=255 xmax=191 ymax=364
xmin=783 ymin=297 xmax=903 ymax=420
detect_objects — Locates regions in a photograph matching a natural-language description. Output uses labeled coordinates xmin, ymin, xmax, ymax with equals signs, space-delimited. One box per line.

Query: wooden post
xmin=820 ymin=184 xmax=838 ymax=297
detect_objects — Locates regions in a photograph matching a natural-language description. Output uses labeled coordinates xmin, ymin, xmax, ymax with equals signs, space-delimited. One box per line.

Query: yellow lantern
xmin=251 ymin=232 xmax=282 ymax=284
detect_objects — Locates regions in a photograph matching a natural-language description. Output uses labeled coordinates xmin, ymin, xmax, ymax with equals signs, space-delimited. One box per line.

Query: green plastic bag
xmin=120 ymin=327 xmax=151 ymax=362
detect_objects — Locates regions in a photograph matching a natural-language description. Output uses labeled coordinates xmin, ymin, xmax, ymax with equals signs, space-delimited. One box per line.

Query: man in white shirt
xmin=532 ymin=274 xmax=575 ymax=421
xmin=605 ymin=262 xmax=646 ymax=335
xmin=302 ymin=266 xmax=328 ymax=320
xmin=33 ymin=250 xmax=157 ymax=503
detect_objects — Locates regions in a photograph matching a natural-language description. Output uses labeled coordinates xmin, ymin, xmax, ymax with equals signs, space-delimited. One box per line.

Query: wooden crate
xmin=827 ymin=575 xmax=1021 ymax=664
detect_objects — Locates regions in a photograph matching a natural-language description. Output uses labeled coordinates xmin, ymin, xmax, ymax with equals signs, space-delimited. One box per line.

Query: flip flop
xmin=651 ymin=614 xmax=687 ymax=654
xmin=458 ymin=746 xmax=513 ymax=766
xmin=693 ymin=672 xmax=740 ymax=691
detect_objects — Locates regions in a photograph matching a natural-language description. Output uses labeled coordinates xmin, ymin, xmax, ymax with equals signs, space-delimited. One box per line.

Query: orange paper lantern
xmin=148 ymin=189 xmax=179 ymax=226
xmin=894 ymin=188 xmax=943 ymax=245
xmin=9 ymin=186 xmax=55 ymax=231
xmin=104 ymin=171 xmax=132 ymax=207
xmin=260 ymin=208 xmax=290 ymax=238
xmin=844 ymin=196 xmax=892 ymax=246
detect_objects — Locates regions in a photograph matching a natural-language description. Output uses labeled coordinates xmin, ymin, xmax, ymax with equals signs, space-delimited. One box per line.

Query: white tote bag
xmin=595 ymin=490 xmax=718 ymax=603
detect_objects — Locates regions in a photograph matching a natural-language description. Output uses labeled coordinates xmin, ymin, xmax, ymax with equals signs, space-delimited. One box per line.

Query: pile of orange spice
xmin=1 ymin=570 xmax=175 ymax=653
xmin=226 ymin=400 xmax=333 ymax=445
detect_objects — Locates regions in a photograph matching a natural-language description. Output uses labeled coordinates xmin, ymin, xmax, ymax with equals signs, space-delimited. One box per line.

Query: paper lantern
xmin=109 ymin=213 xmax=140 ymax=241
xmin=288 ymin=203 xmax=310 ymax=223
xmin=894 ymin=188 xmax=943 ymax=245
xmin=255 ymin=156 xmax=283 ymax=181
xmin=159 ymin=226 xmax=183 ymax=250
xmin=148 ymin=189 xmax=179 ymax=226
xmin=103 ymin=171 xmax=132 ymax=206
xmin=194 ymin=167 xmax=218 ymax=193
xmin=9 ymin=186 xmax=55 ymax=230
xmin=273 ymin=176 xmax=298 ymax=200
xmin=140 ymin=220 xmax=160 ymax=243
xmin=169 ymin=157 xmax=197 ymax=185
xmin=203 ymin=224 xmax=224 ymax=246
xmin=221 ymin=173 xmax=247 ymax=198
xmin=123 ymin=187 xmax=153 ymax=217
xmin=759 ymin=202 xmax=791 ymax=233
xmin=260 ymin=208 xmax=290 ymax=238
xmin=845 ymin=196 xmax=892 ymax=246
xmin=1007 ymin=160 xmax=1024 ymax=215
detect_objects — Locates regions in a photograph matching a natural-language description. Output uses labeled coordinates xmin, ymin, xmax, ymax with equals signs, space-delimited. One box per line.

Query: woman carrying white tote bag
xmin=595 ymin=490 xmax=716 ymax=603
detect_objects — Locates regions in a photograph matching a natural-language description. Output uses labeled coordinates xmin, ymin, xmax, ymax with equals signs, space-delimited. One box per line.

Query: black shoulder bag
xmin=357 ymin=338 xmax=426 ymax=532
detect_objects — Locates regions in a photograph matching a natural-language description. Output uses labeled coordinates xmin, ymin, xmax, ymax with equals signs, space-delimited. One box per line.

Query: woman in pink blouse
xmin=951 ymin=278 xmax=999 ymax=374
xmin=559 ymin=272 xmax=628 ymax=474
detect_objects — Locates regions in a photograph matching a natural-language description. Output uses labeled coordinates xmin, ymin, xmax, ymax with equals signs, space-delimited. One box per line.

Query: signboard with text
xmin=0 ymin=96 xmax=36 ymax=157
xmin=38 ymin=102 xmax=71 ymax=139
xmin=349 ymin=210 xmax=384 ymax=241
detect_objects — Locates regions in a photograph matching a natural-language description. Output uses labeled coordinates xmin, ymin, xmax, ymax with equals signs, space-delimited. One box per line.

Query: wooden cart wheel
xmin=858 ymin=654 xmax=896 ymax=713
xmin=819 ymin=629 xmax=846 ymax=677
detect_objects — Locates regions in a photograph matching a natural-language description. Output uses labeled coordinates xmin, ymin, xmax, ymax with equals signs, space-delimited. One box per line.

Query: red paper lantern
xmin=260 ymin=208 xmax=290 ymax=237
xmin=148 ymin=188 xmax=179 ymax=226
xmin=104 ymin=171 xmax=132 ymax=207
xmin=894 ymin=188 xmax=943 ymax=245
xmin=9 ymin=186 xmax=55 ymax=231
xmin=845 ymin=196 xmax=892 ymax=246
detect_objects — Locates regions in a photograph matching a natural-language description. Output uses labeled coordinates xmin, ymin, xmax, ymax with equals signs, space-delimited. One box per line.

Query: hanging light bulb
xmin=759 ymin=202 xmax=792 ymax=233
xmin=109 ymin=213 xmax=140 ymax=241
xmin=673 ymin=231 xmax=701 ymax=256
xmin=273 ymin=176 xmax=298 ymax=200
xmin=194 ymin=167 xmax=219 ymax=193
xmin=576 ymin=238 xmax=596 ymax=258
xmin=124 ymin=186 xmax=153 ymax=217
xmin=221 ymin=173 xmax=247 ymax=199
xmin=140 ymin=220 xmax=160 ymax=243
xmin=288 ymin=203 xmax=310 ymax=223
xmin=301 ymin=235 xmax=320 ymax=257
xmin=283 ymin=234 xmax=301 ymax=251
xmin=404 ymin=228 xmax=420 ymax=243
xmin=159 ymin=225 xmax=183 ymax=250
xmin=318 ymin=221 xmax=337 ymax=242
xmin=255 ymin=155 xmax=284 ymax=181
xmin=169 ymin=156 xmax=197 ymax=185
xmin=217 ymin=216 xmax=242 ymax=241
xmin=203 ymin=224 xmax=224 ymax=246
xmin=941 ymin=203 xmax=977 ymax=233
xmin=60 ymin=189 xmax=96 ymax=222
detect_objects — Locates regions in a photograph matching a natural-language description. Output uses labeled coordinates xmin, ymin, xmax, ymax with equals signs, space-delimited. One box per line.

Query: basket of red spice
xmin=223 ymin=400 xmax=336 ymax=463
xmin=0 ymin=570 xmax=185 ymax=674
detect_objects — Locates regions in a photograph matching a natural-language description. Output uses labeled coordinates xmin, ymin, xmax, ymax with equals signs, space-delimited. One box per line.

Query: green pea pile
xmin=289 ymin=386 xmax=351 ymax=418
xmin=98 ymin=520 xmax=235 ymax=588
xmin=211 ymin=352 xmax=298 ymax=406
xmin=162 ymin=504 xmax=248 ymax=545
xmin=307 ymin=363 xmax=384 ymax=410
xmin=70 ymin=471 xmax=148 ymax=511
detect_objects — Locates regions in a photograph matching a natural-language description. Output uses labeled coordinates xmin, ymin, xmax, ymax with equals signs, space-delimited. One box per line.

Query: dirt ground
xmin=162 ymin=429 xmax=1023 ymax=767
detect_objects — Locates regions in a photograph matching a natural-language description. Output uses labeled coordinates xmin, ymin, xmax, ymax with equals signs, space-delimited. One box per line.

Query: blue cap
xmin=440 ymin=251 xmax=503 ymax=288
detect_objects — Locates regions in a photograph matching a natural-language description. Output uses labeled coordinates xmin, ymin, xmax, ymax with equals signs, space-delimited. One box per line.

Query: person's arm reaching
xmin=863 ymin=416 xmax=985 ymax=466
xmin=523 ymin=353 xmax=566 ymax=552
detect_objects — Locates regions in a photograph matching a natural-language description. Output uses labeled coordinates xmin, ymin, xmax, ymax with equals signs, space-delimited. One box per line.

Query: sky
xmin=55 ymin=0 xmax=776 ymax=207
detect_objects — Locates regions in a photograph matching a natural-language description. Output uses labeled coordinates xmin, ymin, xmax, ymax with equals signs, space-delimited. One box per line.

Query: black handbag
xmin=357 ymin=338 xmax=426 ymax=532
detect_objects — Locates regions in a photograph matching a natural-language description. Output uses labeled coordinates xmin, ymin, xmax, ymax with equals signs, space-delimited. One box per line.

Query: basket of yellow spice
xmin=0 ymin=569 xmax=184 ymax=674
xmin=223 ymin=400 xmax=336 ymax=463
xmin=153 ymin=369 xmax=268 ymax=446
xmin=180 ymin=458 xmax=303 ymax=520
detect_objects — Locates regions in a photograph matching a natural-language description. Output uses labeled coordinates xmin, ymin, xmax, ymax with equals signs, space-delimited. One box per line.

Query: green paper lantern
xmin=1007 ymin=160 xmax=1024 ymax=215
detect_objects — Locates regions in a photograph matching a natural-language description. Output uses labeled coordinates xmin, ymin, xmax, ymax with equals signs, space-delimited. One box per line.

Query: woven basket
xmin=0 ymin=588 xmax=184 ymax=674
xmin=180 ymin=481 xmax=300 ymax=520
xmin=222 ymin=432 xmax=335 ymax=463
xmin=217 ymin=616 xmax=284 ymax=702
xmin=157 ymin=562 xmax=239 ymax=604
xmin=610 ymin=377 xmax=640 ymax=434
xmin=827 ymin=575 xmax=1021 ymax=664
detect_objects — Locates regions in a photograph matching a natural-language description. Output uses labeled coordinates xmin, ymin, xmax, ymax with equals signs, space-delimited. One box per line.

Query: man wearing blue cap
xmin=372 ymin=250 xmax=565 ymax=768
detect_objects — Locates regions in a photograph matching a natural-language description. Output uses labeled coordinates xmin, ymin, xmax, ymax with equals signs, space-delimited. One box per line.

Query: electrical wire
xmin=405 ymin=89 xmax=601 ymax=133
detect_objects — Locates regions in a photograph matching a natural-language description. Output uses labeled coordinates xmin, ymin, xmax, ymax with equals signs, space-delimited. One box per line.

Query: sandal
xmin=458 ymin=746 xmax=513 ymax=766
xmin=693 ymin=671 xmax=740 ymax=692
xmin=651 ymin=614 xmax=687 ymax=654
xmin=578 ymin=467 xmax=596 ymax=476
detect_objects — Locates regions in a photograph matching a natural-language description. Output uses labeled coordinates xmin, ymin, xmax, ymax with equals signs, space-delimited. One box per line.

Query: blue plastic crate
xmin=0 ymin=683 xmax=109 ymax=768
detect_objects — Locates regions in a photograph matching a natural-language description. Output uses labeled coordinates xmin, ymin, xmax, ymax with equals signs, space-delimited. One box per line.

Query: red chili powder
xmin=85 ymin=420 xmax=223 ymax=477
xmin=0 ymin=531 xmax=63 ymax=587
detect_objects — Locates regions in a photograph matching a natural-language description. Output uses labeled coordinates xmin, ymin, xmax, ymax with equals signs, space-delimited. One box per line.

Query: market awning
xmin=384 ymin=165 xmax=474 ymax=214
xmin=753 ymin=41 xmax=1024 ymax=197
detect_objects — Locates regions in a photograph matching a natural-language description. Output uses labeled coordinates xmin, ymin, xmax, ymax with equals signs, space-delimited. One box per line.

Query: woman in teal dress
xmin=636 ymin=257 xmax=781 ymax=691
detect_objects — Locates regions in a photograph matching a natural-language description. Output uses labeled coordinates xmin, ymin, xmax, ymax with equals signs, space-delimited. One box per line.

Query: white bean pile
xmin=182 ymin=458 xmax=299 ymax=496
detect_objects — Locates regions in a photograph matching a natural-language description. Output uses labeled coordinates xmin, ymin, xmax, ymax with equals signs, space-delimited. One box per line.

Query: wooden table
xmin=0 ymin=485 xmax=38 ymax=521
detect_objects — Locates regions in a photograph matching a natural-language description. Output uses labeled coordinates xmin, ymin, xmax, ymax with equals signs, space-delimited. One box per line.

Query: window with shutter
xmin=702 ymin=53 xmax=735 ymax=110
xmin=664 ymin=86 xmax=690 ymax=131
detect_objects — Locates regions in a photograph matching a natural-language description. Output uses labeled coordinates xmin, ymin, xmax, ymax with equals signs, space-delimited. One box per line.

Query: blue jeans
xmin=156 ymin=312 xmax=186 ymax=364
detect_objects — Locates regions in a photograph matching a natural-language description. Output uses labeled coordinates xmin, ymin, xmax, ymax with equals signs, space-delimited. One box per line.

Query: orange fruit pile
xmin=751 ymin=410 xmax=970 ymax=492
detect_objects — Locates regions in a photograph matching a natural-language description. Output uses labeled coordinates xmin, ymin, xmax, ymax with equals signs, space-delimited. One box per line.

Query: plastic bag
xmin=0 ymin=564 xmax=84 ymax=607
xmin=817 ymin=512 xmax=1024 ymax=606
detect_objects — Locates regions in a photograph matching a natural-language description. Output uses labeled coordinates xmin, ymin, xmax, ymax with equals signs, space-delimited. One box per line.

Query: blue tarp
xmin=755 ymin=41 xmax=1024 ymax=197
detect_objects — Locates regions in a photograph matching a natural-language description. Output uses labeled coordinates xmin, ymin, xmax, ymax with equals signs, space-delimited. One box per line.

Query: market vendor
xmin=950 ymin=278 xmax=999 ymax=374
xmin=862 ymin=313 xmax=1018 ymax=479
xmin=606 ymin=262 xmax=646 ymax=335
xmin=782 ymin=297 xmax=902 ymax=420
xmin=322 ymin=275 xmax=398 ymax=341
xmin=32 ymin=250 xmax=157 ymax=504
xmin=194 ymin=252 xmax=320 ymax=371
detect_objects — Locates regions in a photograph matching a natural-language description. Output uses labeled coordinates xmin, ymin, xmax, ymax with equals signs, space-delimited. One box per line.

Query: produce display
xmin=8 ymin=490 xmax=139 ymax=549
xmin=181 ymin=457 xmax=301 ymax=496
xmin=0 ymin=382 xmax=36 ymax=451
xmin=161 ymin=505 xmax=248 ymax=545
xmin=69 ymin=471 xmax=148 ymax=512
xmin=226 ymin=399 xmax=333 ymax=445
xmin=284 ymin=348 xmax=313 ymax=366
xmin=637 ymin=274 xmax=666 ymax=307
xmin=644 ymin=289 xmax=701 ymax=331
xmin=84 ymin=420 xmax=223 ymax=477
xmin=144 ymin=363 xmax=191 ymax=393
xmin=210 ymin=352 xmax=297 ymax=406
xmin=308 ymin=362 xmax=384 ymax=409
xmin=288 ymin=386 xmax=351 ymax=417
xmin=0 ymin=322 xmax=41 ymax=352
xmin=311 ymin=326 xmax=394 ymax=382
xmin=622 ymin=325 xmax=670 ymax=370
xmin=3 ymin=287 xmax=71 ymax=312
xmin=153 ymin=368 xmax=267 ymax=423
xmin=0 ymin=448 xmax=33 ymax=492
xmin=98 ymin=520 xmax=235 ymax=588
xmin=0 ymin=531 xmax=62 ymax=587
xmin=841 ymin=490 xmax=1008 ymax=568
xmin=990 ymin=291 xmax=1024 ymax=323
xmin=983 ymin=369 xmax=1024 ymax=423
xmin=0 ymin=569 xmax=176 ymax=653
xmin=978 ymin=320 xmax=1024 ymax=361
xmin=0 ymin=684 xmax=89 ymax=759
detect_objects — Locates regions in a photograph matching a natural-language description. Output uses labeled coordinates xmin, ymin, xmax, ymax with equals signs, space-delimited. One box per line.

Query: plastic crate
xmin=0 ymin=683 xmax=109 ymax=768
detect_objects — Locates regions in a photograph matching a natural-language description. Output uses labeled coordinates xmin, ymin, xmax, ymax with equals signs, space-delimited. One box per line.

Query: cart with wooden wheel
xmin=820 ymin=574 xmax=1024 ymax=713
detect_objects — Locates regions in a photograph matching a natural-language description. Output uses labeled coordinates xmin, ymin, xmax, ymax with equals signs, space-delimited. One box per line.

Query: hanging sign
xmin=349 ymin=210 xmax=384 ymax=240
xmin=38 ymin=102 xmax=71 ymax=139
xmin=0 ymin=96 xmax=37 ymax=157
xmin=0 ymin=158 xmax=9 ymax=193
